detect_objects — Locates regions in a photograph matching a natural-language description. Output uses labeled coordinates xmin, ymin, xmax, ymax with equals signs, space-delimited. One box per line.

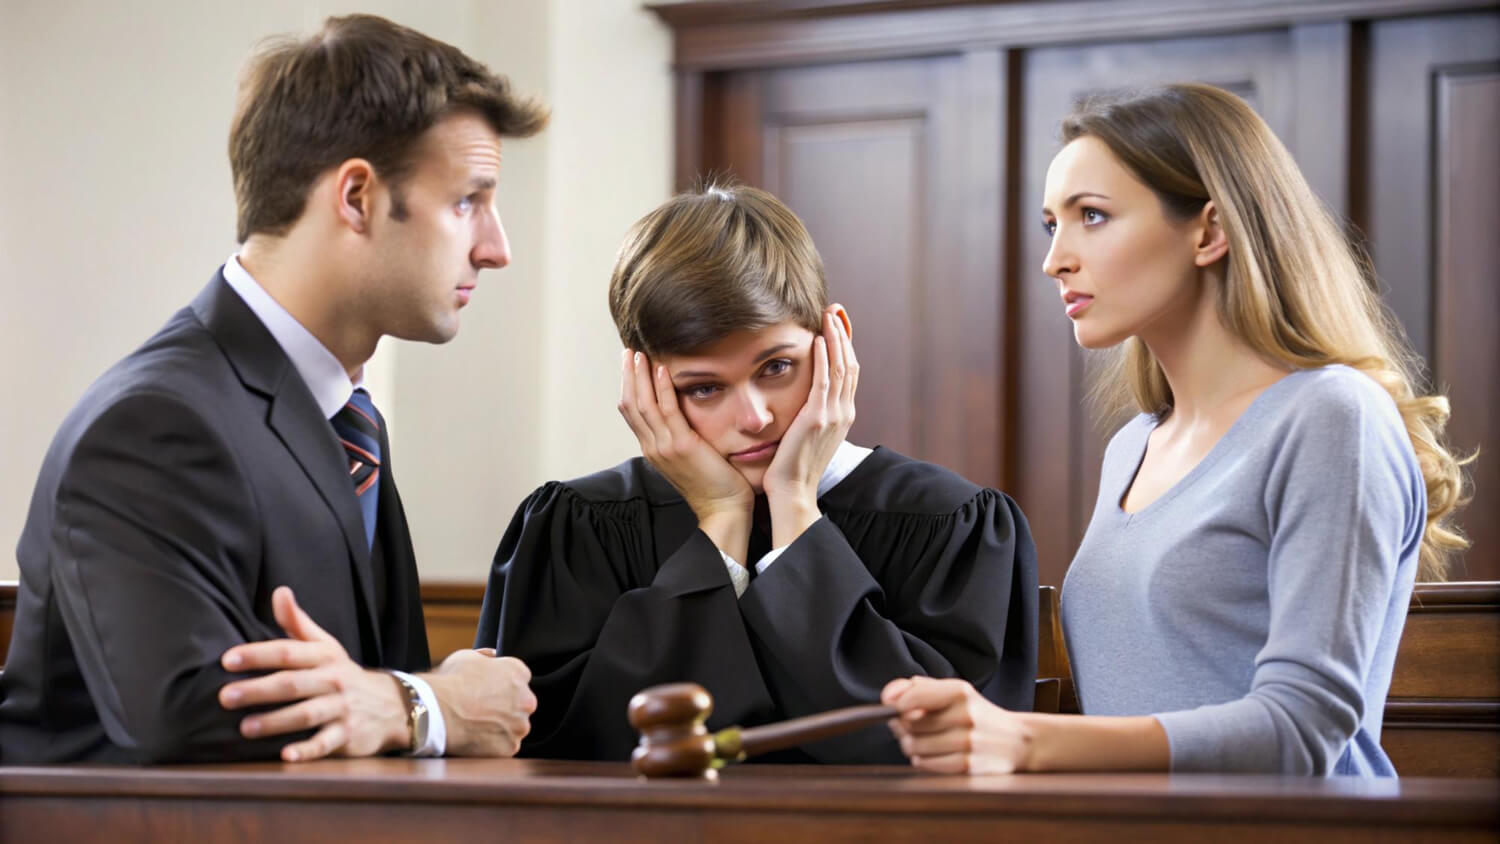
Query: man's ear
xmin=1193 ymin=200 xmax=1229 ymax=267
xmin=828 ymin=303 xmax=852 ymax=340
xmin=333 ymin=159 xmax=377 ymax=234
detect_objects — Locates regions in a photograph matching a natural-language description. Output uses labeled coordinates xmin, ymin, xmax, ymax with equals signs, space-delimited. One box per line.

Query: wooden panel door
xmin=1366 ymin=11 xmax=1500 ymax=580
xmin=696 ymin=54 xmax=1010 ymax=488
xmin=1013 ymin=31 xmax=1311 ymax=585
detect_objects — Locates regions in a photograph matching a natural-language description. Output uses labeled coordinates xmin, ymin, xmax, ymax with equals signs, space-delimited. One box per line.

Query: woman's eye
xmin=1041 ymin=219 xmax=1056 ymax=237
xmin=1082 ymin=207 xmax=1108 ymax=225
xmin=762 ymin=359 xmax=792 ymax=377
xmin=683 ymin=385 xmax=720 ymax=401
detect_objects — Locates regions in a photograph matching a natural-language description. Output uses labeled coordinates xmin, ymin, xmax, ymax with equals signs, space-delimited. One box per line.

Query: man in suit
xmin=0 ymin=14 xmax=547 ymax=764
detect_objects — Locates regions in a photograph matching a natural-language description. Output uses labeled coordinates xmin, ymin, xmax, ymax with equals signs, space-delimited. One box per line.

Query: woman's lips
xmin=730 ymin=441 xmax=779 ymax=462
xmin=1065 ymin=294 xmax=1093 ymax=318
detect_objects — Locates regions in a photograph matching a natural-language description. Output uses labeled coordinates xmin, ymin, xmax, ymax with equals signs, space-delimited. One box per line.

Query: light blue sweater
xmin=1061 ymin=365 xmax=1425 ymax=775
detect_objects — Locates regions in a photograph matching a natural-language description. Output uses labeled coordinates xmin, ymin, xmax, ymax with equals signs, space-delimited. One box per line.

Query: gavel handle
xmin=713 ymin=704 xmax=898 ymax=761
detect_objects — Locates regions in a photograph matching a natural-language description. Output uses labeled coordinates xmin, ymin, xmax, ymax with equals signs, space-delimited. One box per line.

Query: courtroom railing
xmin=2 ymin=579 xmax=1496 ymax=776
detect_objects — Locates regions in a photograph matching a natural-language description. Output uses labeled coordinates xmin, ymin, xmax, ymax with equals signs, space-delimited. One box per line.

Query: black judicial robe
xmin=477 ymin=447 xmax=1037 ymax=764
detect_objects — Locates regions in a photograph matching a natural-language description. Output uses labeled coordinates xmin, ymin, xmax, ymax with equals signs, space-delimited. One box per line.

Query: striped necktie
xmin=331 ymin=388 xmax=381 ymax=548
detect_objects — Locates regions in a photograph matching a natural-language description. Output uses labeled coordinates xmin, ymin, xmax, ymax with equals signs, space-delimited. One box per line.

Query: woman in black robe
xmin=477 ymin=184 xmax=1037 ymax=763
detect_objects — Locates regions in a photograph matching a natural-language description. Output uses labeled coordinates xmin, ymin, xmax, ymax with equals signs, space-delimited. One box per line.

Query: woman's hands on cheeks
xmin=618 ymin=349 xmax=753 ymax=566
xmin=881 ymin=676 xmax=1035 ymax=774
xmin=762 ymin=307 xmax=858 ymax=547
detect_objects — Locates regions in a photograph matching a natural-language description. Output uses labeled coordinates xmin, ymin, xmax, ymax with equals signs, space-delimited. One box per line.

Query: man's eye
xmin=457 ymin=197 xmax=474 ymax=213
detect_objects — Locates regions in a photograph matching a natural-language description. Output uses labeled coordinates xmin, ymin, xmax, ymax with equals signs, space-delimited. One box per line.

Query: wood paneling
xmin=1365 ymin=11 xmax=1500 ymax=580
xmin=1434 ymin=66 xmax=1500 ymax=580
xmin=661 ymin=0 xmax=1499 ymax=586
xmin=724 ymin=55 xmax=1007 ymax=485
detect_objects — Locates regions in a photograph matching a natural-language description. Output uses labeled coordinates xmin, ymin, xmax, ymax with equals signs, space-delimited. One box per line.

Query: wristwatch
xmin=390 ymin=672 xmax=429 ymax=755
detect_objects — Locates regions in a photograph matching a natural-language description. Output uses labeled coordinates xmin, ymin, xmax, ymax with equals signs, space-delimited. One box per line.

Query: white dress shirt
xmin=222 ymin=256 xmax=447 ymax=756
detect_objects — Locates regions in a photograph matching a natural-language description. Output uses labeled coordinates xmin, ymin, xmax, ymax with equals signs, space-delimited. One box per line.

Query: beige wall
xmin=0 ymin=0 xmax=669 ymax=582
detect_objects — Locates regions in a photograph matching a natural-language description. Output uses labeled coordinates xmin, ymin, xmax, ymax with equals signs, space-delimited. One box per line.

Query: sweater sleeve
xmin=1154 ymin=375 xmax=1425 ymax=773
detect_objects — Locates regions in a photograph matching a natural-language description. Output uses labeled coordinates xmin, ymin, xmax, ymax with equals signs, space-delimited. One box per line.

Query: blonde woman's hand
xmin=881 ymin=676 xmax=1035 ymax=774
xmin=762 ymin=306 xmax=858 ymax=547
xmin=618 ymin=349 xmax=754 ymax=563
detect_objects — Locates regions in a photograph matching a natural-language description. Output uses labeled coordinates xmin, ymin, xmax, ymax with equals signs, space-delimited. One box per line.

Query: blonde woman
xmin=883 ymin=83 xmax=1468 ymax=776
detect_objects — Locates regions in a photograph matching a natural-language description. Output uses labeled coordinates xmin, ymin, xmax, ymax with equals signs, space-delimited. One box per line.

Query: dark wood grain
xmin=1364 ymin=12 xmax=1500 ymax=581
xmin=1 ymin=760 xmax=1497 ymax=844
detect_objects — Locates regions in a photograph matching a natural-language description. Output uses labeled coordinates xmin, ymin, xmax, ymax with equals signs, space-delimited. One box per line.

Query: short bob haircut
xmin=608 ymin=183 xmax=828 ymax=358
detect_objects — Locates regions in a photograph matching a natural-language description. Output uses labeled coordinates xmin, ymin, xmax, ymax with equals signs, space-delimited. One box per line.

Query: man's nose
xmin=473 ymin=211 xmax=511 ymax=270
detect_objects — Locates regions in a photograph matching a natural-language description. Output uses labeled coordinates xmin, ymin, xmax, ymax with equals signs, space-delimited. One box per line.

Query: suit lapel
xmin=191 ymin=271 xmax=384 ymax=661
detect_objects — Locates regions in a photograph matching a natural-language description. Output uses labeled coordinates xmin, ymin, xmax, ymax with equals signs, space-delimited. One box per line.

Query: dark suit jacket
xmin=0 ymin=271 xmax=430 ymax=764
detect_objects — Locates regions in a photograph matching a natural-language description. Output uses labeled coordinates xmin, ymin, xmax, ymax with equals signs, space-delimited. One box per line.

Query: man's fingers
xmin=498 ymin=655 xmax=532 ymax=682
xmin=272 ymin=586 xmax=336 ymax=645
xmin=222 ymin=638 xmax=335 ymax=674
xmin=239 ymin=693 xmax=347 ymax=739
xmin=220 ymin=666 xmax=340 ymax=709
xmin=281 ymin=720 xmax=349 ymax=763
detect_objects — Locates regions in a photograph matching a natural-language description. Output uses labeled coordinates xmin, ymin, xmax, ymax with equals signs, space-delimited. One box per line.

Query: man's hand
xmin=423 ymin=648 xmax=536 ymax=757
xmin=618 ymin=348 xmax=754 ymax=564
xmin=762 ymin=306 xmax=858 ymax=547
xmin=219 ymin=586 xmax=407 ymax=762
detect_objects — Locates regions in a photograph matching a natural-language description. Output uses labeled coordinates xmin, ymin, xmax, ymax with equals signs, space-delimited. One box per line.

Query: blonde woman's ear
xmin=1193 ymin=201 xmax=1229 ymax=267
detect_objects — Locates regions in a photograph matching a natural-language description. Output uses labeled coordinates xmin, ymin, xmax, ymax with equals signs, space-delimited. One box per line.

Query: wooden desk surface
xmin=2 ymin=759 xmax=1496 ymax=843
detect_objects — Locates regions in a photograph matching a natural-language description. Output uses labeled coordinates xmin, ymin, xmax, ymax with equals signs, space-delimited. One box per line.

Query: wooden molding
xmin=1385 ymin=698 xmax=1500 ymax=726
xmin=649 ymin=0 xmax=1497 ymax=70
xmin=1410 ymin=581 xmax=1500 ymax=611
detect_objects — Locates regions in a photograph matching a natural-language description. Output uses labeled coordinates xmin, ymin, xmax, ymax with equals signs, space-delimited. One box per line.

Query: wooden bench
xmin=3 ymin=580 xmax=1496 ymax=776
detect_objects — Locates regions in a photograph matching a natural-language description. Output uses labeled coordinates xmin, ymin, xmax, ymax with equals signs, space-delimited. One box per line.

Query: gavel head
xmin=628 ymin=682 xmax=718 ymax=779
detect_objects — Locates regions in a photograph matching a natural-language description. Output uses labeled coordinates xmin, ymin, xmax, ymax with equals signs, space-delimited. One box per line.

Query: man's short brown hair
xmin=229 ymin=14 xmax=548 ymax=243
xmin=608 ymin=183 xmax=828 ymax=357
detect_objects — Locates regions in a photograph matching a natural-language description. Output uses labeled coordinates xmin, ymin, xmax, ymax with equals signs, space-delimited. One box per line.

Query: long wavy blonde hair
xmin=1064 ymin=83 xmax=1469 ymax=581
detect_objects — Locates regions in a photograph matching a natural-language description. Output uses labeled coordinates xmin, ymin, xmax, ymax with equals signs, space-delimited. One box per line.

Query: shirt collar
xmin=221 ymin=255 xmax=361 ymax=418
xmin=818 ymin=440 xmax=873 ymax=498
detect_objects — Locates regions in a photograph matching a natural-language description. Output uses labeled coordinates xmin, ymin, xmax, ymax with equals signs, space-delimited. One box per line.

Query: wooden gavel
xmin=628 ymin=682 xmax=897 ymax=778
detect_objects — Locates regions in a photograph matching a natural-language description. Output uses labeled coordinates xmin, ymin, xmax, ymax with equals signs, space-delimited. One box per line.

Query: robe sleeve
xmin=737 ymin=489 xmax=1037 ymax=763
xmin=476 ymin=483 xmax=779 ymax=762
